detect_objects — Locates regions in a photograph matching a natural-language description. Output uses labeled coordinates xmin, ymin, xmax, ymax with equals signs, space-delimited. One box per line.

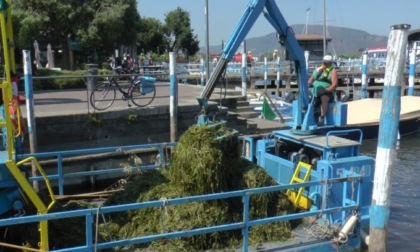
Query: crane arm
xmin=196 ymin=0 xmax=322 ymax=132
xmin=197 ymin=0 xmax=308 ymax=110
xmin=197 ymin=0 xmax=266 ymax=108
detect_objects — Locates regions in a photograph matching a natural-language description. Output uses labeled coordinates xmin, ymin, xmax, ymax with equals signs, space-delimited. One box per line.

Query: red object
xmin=232 ymin=52 xmax=243 ymax=63
xmin=9 ymin=98 xmax=27 ymax=135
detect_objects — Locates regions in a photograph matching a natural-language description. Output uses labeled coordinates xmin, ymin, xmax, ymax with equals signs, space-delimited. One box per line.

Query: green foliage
xmin=11 ymin=1 xmax=201 ymax=69
xmin=12 ymin=0 xmax=140 ymax=69
xmin=31 ymin=69 xmax=82 ymax=90
xmin=164 ymin=7 xmax=200 ymax=57
xmin=137 ymin=18 xmax=166 ymax=53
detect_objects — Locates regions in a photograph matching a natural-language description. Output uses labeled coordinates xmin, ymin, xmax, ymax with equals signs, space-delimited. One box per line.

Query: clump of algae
xmin=15 ymin=125 xmax=294 ymax=251
xmin=101 ymin=125 xmax=294 ymax=251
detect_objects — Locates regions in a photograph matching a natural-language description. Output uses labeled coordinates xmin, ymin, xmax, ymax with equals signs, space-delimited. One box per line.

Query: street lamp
xmin=205 ymin=0 xmax=210 ymax=83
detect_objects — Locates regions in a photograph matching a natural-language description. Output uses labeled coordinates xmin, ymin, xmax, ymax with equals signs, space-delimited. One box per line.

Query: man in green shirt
xmin=308 ymin=55 xmax=338 ymax=126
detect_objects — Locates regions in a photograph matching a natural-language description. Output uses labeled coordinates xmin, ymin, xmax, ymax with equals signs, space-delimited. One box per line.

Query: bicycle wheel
xmin=90 ymin=81 xmax=116 ymax=110
xmin=130 ymin=81 xmax=156 ymax=107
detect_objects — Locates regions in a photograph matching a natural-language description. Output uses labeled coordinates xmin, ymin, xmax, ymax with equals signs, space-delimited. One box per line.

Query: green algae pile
xmin=14 ymin=125 xmax=294 ymax=251
xmin=102 ymin=125 xmax=294 ymax=251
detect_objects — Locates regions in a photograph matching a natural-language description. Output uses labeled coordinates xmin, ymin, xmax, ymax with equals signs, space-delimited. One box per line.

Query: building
xmin=296 ymin=34 xmax=332 ymax=60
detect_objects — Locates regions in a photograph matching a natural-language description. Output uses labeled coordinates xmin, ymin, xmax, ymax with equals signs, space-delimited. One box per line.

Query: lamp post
xmin=323 ymin=0 xmax=327 ymax=56
xmin=205 ymin=0 xmax=210 ymax=83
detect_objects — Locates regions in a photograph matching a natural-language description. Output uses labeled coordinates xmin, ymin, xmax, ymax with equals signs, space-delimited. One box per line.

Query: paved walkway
xmin=20 ymin=82 xmax=204 ymax=117
xmin=18 ymin=81 xmax=287 ymax=134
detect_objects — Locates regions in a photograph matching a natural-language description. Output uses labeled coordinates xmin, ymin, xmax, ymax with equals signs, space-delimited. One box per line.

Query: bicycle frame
xmin=90 ymin=67 xmax=156 ymax=110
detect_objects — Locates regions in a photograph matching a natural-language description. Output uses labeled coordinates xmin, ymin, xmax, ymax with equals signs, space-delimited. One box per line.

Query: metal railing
xmin=176 ymin=58 xmax=402 ymax=77
xmin=18 ymin=142 xmax=176 ymax=196
xmin=0 ymin=173 xmax=361 ymax=252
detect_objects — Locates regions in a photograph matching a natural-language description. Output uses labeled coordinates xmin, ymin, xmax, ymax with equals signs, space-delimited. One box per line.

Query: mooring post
xmin=361 ymin=51 xmax=368 ymax=99
xmin=241 ymin=50 xmax=247 ymax=97
xmin=23 ymin=50 xmax=39 ymax=191
xmin=369 ymin=24 xmax=410 ymax=252
xmin=264 ymin=57 xmax=268 ymax=93
xmin=200 ymin=58 xmax=205 ymax=86
xmin=276 ymin=56 xmax=281 ymax=97
xmin=169 ymin=52 xmax=178 ymax=143
xmin=304 ymin=50 xmax=309 ymax=74
xmin=408 ymin=46 xmax=416 ymax=96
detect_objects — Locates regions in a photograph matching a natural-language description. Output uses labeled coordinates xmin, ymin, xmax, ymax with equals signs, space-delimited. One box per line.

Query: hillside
xmin=203 ymin=24 xmax=388 ymax=57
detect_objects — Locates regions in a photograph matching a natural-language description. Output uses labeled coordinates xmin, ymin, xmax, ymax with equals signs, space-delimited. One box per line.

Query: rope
xmin=0 ymin=242 xmax=42 ymax=252
xmin=94 ymin=205 xmax=116 ymax=252
xmin=101 ymin=212 xmax=114 ymax=242
xmin=160 ymin=197 xmax=168 ymax=234
xmin=159 ymin=197 xmax=169 ymax=251
xmin=304 ymin=216 xmax=337 ymax=240
xmin=93 ymin=206 xmax=115 ymax=252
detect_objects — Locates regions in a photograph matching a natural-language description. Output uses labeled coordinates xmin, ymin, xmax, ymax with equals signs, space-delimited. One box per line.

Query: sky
xmin=137 ymin=0 xmax=420 ymax=49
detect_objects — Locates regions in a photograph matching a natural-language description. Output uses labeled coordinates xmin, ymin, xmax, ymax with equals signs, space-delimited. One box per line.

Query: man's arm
xmin=326 ymin=69 xmax=338 ymax=92
xmin=308 ymin=74 xmax=314 ymax=84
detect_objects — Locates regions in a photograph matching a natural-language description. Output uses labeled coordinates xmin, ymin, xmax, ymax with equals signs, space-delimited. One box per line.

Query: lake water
xmin=360 ymin=132 xmax=420 ymax=251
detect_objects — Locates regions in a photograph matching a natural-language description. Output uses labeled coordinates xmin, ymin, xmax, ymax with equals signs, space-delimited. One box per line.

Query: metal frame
xmin=19 ymin=142 xmax=176 ymax=196
xmin=0 ymin=176 xmax=361 ymax=252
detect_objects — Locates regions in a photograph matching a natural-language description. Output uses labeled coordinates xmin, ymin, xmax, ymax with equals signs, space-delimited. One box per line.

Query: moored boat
xmin=333 ymin=96 xmax=420 ymax=140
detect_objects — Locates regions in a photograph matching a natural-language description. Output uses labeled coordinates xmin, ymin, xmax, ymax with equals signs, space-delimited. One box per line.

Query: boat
xmin=256 ymin=95 xmax=420 ymax=140
xmin=337 ymin=96 xmax=420 ymax=140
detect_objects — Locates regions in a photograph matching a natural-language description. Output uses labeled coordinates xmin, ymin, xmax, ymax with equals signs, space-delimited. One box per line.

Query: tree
xmin=137 ymin=17 xmax=166 ymax=54
xmin=164 ymin=7 xmax=199 ymax=58
xmin=12 ymin=0 xmax=140 ymax=69
xmin=13 ymin=0 xmax=93 ymax=69
xmin=78 ymin=0 xmax=140 ymax=52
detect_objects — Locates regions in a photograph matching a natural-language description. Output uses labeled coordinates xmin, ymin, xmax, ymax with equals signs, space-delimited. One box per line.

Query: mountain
xmin=203 ymin=24 xmax=388 ymax=57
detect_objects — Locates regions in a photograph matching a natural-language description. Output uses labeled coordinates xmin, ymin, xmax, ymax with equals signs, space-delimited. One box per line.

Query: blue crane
xmin=197 ymin=0 xmax=347 ymax=135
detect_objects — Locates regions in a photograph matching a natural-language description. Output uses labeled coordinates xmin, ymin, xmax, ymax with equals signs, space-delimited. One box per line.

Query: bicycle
xmin=90 ymin=66 xmax=156 ymax=110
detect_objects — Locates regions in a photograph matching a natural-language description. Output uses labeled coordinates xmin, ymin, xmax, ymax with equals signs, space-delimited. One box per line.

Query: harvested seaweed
xmin=13 ymin=125 xmax=294 ymax=251
xmin=101 ymin=125 xmax=294 ymax=251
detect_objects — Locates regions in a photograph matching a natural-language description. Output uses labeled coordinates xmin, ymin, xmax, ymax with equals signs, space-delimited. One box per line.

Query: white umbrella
xmin=33 ymin=40 xmax=42 ymax=68
xmin=47 ymin=44 xmax=55 ymax=69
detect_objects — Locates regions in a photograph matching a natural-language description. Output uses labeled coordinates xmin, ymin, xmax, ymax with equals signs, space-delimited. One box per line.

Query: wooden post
xmin=369 ymin=24 xmax=410 ymax=252
xmin=169 ymin=52 xmax=178 ymax=143
xmin=361 ymin=51 xmax=368 ymax=99
xmin=23 ymin=50 xmax=39 ymax=191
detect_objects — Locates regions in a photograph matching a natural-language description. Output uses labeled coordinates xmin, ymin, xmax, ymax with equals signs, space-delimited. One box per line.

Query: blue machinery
xmin=0 ymin=141 xmax=373 ymax=251
xmin=0 ymin=0 xmax=374 ymax=251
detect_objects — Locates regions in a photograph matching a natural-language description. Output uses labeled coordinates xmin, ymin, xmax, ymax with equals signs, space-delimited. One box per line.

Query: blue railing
xmin=0 ymin=175 xmax=361 ymax=252
xmin=176 ymin=58 xmax=400 ymax=77
xmin=18 ymin=142 xmax=176 ymax=196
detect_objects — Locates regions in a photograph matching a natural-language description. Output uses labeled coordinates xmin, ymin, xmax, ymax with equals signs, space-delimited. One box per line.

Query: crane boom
xmin=196 ymin=0 xmax=312 ymax=131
